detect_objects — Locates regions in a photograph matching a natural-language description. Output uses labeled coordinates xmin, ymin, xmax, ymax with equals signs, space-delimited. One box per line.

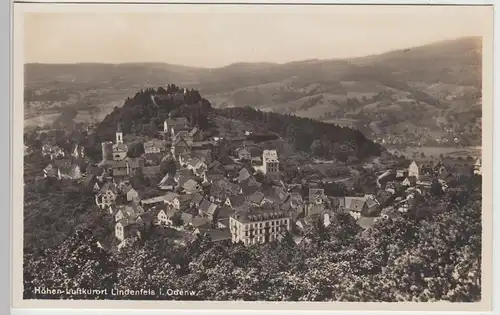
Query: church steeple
xmin=116 ymin=123 xmax=123 ymax=144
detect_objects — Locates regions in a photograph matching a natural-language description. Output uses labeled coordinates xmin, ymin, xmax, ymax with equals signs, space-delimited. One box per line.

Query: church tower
xmin=116 ymin=124 xmax=123 ymax=144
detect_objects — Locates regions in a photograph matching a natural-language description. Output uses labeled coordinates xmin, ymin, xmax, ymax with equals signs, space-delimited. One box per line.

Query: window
xmin=259 ymin=223 xmax=262 ymax=227
xmin=245 ymin=231 xmax=248 ymax=236
xmin=272 ymin=221 xmax=275 ymax=226
xmin=271 ymin=227 xmax=275 ymax=232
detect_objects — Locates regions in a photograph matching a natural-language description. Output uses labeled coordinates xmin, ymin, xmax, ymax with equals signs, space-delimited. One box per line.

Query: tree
xmin=430 ymin=180 xmax=443 ymax=196
xmin=171 ymin=212 xmax=183 ymax=227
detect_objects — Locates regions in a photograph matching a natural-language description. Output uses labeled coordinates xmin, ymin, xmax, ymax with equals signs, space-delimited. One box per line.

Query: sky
xmin=23 ymin=5 xmax=492 ymax=68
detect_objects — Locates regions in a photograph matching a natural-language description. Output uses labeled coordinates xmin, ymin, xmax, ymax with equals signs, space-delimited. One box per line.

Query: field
xmin=388 ymin=146 xmax=481 ymax=159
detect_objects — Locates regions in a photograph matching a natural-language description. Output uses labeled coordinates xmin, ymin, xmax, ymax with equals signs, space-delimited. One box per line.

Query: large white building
xmin=229 ymin=210 xmax=291 ymax=246
xmin=254 ymin=150 xmax=280 ymax=175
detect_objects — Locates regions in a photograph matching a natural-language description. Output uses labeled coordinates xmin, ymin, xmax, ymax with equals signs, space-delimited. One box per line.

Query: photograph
xmin=12 ymin=2 xmax=493 ymax=310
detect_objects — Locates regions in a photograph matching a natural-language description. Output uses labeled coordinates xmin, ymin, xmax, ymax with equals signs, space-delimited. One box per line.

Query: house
xmin=157 ymin=207 xmax=179 ymax=226
xmin=198 ymin=199 xmax=219 ymax=221
xmin=143 ymin=139 xmax=167 ymax=154
xmin=253 ymin=150 xmax=279 ymax=176
xmin=181 ymin=212 xmax=194 ymax=226
xmin=182 ymin=179 xmax=201 ymax=194
xmin=237 ymin=168 xmax=252 ymax=183
xmin=114 ymin=203 xmax=145 ymax=222
xmin=239 ymin=178 xmax=262 ymax=196
xmin=194 ymin=228 xmax=232 ymax=243
xmin=474 ymin=158 xmax=482 ymax=175
xmin=95 ymin=182 xmax=117 ymax=210
xmin=263 ymin=187 xmax=290 ymax=206
xmin=163 ymin=116 xmax=190 ymax=138
xmin=306 ymin=203 xmax=325 ymax=217
xmin=219 ymin=180 xmax=242 ymax=196
xmin=43 ymin=164 xmax=59 ymax=179
xmin=209 ymin=185 xmax=227 ymax=205
xmin=308 ymin=188 xmax=325 ymax=205
xmin=248 ymin=191 xmax=265 ymax=206
xmin=225 ymin=195 xmax=246 ymax=209
xmin=122 ymin=185 xmax=140 ymax=202
xmin=191 ymin=216 xmax=212 ymax=229
xmin=237 ymin=148 xmax=251 ymax=161
xmin=408 ymin=161 xmax=420 ymax=179
xmin=396 ymin=169 xmax=408 ymax=179
xmin=416 ymin=175 xmax=433 ymax=189
xmin=190 ymin=193 xmax=205 ymax=209
xmin=44 ymin=159 xmax=82 ymax=180
xmin=401 ymin=176 xmax=417 ymax=187
xmin=186 ymin=158 xmax=207 ymax=177
xmin=173 ymin=194 xmax=195 ymax=211
xmin=343 ymin=197 xmax=368 ymax=219
xmin=115 ymin=213 xmax=152 ymax=242
xmin=162 ymin=192 xmax=181 ymax=208
xmin=229 ymin=210 xmax=291 ymax=246
xmin=140 ymin=193 xmax=174 ymax=207
xmin=41 ymin=144 xmax=66 ymax=160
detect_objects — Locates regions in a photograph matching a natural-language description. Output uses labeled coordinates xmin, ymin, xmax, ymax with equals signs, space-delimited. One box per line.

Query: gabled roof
xmin=344 ymin=197 xmax=366 ymax=212
xmin=357 ymin=217 xmax=377 ymax=229
xmin=198 ymin=228 xmax=231 ymax=242
xmin=176 ymin=194 xmax=194 ymax=207
xmin=164 ymin=192 xmax=180 ymax=202
xmin=190 ymin=193 xmax=204 ymax=206
xmin=209 ymin=185 xmax=227 ymax=200
xmin=365 ymin=197 xmax=379 ymax=209
xmin=199 ymin=199 xmax=218 ymax=216
xmin=240 ymin=178 xmax=261 ymax=196
xmin=227 ymin=195 xmax=246 ymax=208
xmin=181 ymin=212 xmax=193 ymax=224
xmin=238 ymin=168 xmax=251 ymax=182
xmin=248 ymin=191 xmax=265 ymax=204
xmin=182 ymin=179 xmax=200 ymax=192
xmin=192 ymin=216 xmax=212 ymax=228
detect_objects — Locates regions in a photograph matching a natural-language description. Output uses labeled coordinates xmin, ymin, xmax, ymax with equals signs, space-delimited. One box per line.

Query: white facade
xmin=229 ymin=215 xmax=291 ymax=246
xmin=408 ymin=161 xmax=419 ymax=179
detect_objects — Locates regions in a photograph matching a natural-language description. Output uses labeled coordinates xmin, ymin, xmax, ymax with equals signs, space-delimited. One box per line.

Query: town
xmin=25 ymin=87 xmax=483 ymax=253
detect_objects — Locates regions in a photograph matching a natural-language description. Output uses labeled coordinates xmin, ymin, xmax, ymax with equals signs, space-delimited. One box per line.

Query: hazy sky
xmin=24 ymin=5 xmax=491 ymax=68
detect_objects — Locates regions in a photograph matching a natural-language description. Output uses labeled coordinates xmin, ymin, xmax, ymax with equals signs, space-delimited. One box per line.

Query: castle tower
xmin=101 ymin=141 xmax=113 ymax=161
xmin=116 ymin=124 xmax=123 ymax=144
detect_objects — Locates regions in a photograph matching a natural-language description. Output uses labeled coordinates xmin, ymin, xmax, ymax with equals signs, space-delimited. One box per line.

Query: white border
xmin=8 ymin=0 xmax=498 ymax=314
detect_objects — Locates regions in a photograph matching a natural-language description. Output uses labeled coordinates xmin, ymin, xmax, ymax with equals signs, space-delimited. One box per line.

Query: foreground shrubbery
xmin=23 ymin=178 xmax=481 ymax=302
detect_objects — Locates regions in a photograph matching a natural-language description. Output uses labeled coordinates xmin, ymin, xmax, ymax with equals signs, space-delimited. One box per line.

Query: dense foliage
xmin=95 ymin=85 xmax=212 ymax=142
xmin=217 ymin=106 xmax=384 ymax=162
xmin=24 ymin=177 xmax=482 ymax=302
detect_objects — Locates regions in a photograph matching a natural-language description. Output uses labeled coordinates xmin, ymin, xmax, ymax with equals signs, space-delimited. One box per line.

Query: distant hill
xmin=24 ymin=37 xmax=482 ymax=145
xmin=93 ymin=86 xmax=384 ymax=162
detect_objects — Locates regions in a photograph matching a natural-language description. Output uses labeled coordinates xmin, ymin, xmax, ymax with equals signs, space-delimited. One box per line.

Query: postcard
xmin=11 ymin=2 xmax=494 ymax=311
